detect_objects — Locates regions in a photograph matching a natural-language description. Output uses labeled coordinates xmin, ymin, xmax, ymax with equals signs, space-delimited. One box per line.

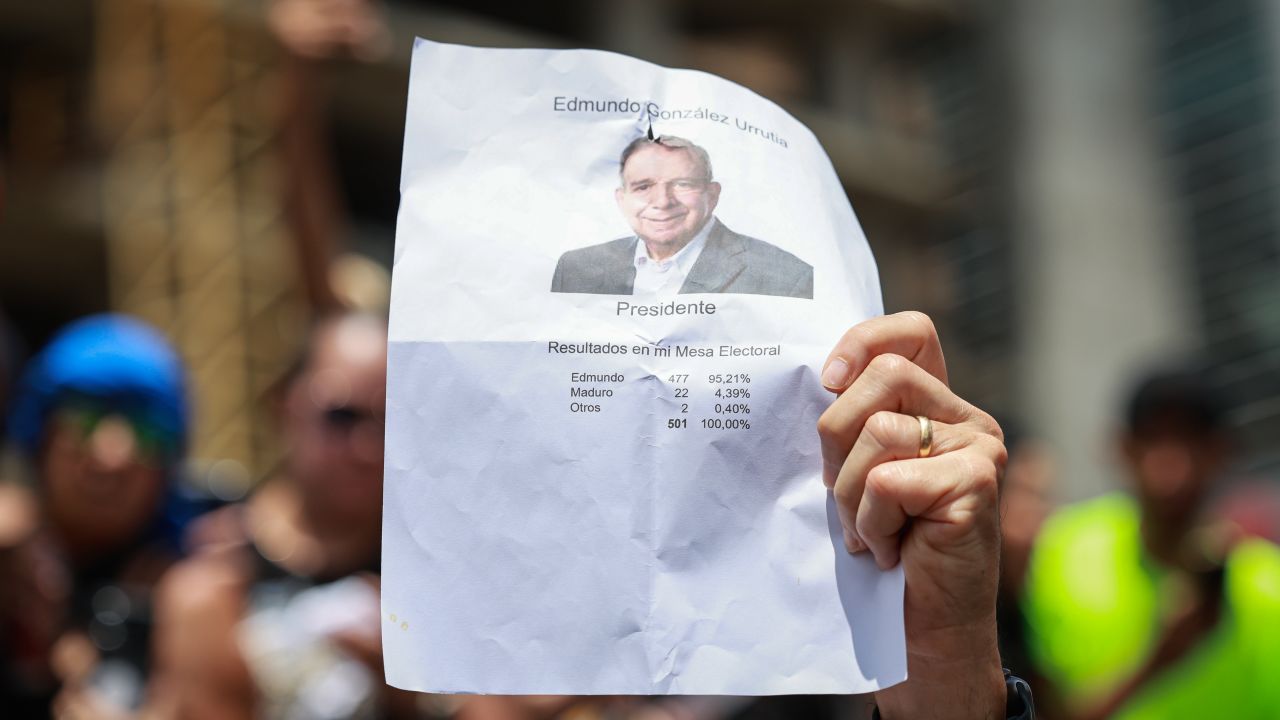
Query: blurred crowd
xmin=3 ymin=1 xmax=1280 ymax=719
xmin=4 ymin=298 xmax=1277 ymax=720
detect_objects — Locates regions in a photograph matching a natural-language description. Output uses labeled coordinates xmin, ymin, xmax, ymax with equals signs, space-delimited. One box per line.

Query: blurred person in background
xmin=146 ymin=312 xmax=407 ymax=719
xmin=0 ymin=314 xmax=193 ymax=718
xmin=1020 ymin=366 xmax=1280 ymax=719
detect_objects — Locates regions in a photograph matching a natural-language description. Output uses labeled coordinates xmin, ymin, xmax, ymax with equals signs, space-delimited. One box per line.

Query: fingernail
xmin=822 ymin=357 xmax=851 ymax=390
xmin=843 ymin=530 xmax=865 ymax=554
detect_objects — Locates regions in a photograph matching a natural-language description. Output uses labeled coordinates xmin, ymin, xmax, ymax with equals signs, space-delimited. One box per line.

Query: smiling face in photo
xmin=616 ymin=143 xmax=721 ymax=258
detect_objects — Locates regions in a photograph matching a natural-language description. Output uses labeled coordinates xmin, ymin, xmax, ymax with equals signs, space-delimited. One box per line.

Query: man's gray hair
xmin=618 ymin=135 xmax=714 ymax=182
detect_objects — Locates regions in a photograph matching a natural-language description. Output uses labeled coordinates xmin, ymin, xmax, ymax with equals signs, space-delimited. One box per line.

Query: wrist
xmin=874 ymin=645 xmax=1005 ymax=720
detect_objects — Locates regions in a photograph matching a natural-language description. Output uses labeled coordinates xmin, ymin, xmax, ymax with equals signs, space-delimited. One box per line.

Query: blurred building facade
xmin=3 ymin=0 xmax=307 ymax=498
xmin=1013 ymin=0 xmax=1280 ymax=497
xmin=1 ymin=0 xmax=1277 ymax=498
xmin=1151 ymin=0 xmax=1280 ymax=477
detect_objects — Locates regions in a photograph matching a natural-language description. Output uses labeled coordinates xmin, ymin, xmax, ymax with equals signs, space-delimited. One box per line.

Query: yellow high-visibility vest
xmin=1021 ymin=493 xmax=1280 ymax=719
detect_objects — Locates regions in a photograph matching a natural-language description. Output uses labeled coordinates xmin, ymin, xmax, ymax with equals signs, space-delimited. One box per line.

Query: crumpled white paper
xmin=382 ymin=37 xmax=905 ymax=695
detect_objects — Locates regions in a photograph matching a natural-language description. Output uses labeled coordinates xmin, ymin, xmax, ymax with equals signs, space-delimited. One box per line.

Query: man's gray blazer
xmin=550 ymin=220 xmax=813 ymax=299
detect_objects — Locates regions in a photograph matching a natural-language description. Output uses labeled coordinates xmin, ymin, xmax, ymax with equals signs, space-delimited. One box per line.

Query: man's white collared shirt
xmin=632 ymin=220 xmax=713 ymax=296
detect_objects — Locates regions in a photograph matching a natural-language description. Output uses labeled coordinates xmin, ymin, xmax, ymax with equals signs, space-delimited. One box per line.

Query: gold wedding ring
xmin=917 ymin=415 xmax=934 ymax=458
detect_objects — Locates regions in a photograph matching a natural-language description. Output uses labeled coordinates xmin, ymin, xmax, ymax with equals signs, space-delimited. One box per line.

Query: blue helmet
xmin=8 ymin=314 xmax=189 ymax=460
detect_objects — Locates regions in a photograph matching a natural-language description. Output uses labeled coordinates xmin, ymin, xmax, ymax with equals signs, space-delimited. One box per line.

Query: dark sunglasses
xmin=54 ymin=399 xmax=179 ymax=460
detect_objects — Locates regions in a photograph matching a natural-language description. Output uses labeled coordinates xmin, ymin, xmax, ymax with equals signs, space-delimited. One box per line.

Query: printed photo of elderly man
xmin=551 ymin=135 xmax=814 ymax=299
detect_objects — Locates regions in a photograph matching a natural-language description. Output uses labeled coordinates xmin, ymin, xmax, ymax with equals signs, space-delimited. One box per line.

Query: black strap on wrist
xmin=870 ymin=668 xmax=1035 ymax=720
xmin=1004 ymin=668 xmax=1035 ymax=719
